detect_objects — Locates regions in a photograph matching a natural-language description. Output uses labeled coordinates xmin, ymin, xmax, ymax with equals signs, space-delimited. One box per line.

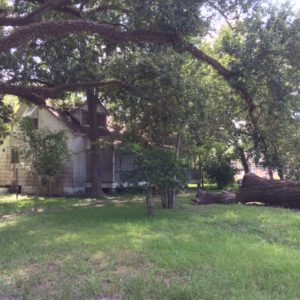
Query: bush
xmin=202 ymin=143 xmax=238 ymax=189
xmin=204 ymin=161 xmax=237 ymax=189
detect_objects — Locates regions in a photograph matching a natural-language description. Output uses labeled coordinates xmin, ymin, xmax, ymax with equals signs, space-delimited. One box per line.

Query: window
xmin=81 ymin=111 xmax=89 ymax=125
xmin=26 ymin=117 xmax=38 ymax=129
xmin=81 ymin=111 xmax=106 ymax=127
xmin=120 ymin=154 xmax=135 ymax=171
xmin=11 ymin=149 xmax=19 ymax=164
xmin=32 ymin=118 xmax=38 ymax=129
xmin=97 ymin=115 xmax=106 ymax=127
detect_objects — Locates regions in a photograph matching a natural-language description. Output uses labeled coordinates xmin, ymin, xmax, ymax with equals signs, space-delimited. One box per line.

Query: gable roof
xmin=46 ymin=106 xmax=112 ymax=138
xmin=69 ymin=102 xmax=110 ymax=115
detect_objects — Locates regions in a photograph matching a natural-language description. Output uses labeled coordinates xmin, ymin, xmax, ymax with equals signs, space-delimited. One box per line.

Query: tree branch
xmin=0 ymin=19 xmax=258 ymax=130
xmin=0 ymin=80 xmax=128 ymax=105
xmin=27 ymin=0 xmax=71 ymax=19
xmin=85 ymin=4 xmax=130 ymax=16
xmin=0 ymin=19 xmax=231 ymax=82
xmin=0 ymin=0 xmax=72 ymax=26
xmin=0 ymin=20 xmax=177 ymax=53
xmin=208 ymin=3 xmax=235 ymax=30
xmin=180 ymin=40 xmax=231 ymax=80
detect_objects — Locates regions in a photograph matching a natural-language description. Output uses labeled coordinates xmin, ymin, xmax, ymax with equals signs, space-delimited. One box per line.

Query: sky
xmin=273 ymin=0 xmax=300 ymax=9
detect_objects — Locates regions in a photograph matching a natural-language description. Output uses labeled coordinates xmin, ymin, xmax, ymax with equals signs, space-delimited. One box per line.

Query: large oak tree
xmin=1 ymin=0 xmax=299 ymax=197
xmin=0 ymin=0 xmax=263 ymax=106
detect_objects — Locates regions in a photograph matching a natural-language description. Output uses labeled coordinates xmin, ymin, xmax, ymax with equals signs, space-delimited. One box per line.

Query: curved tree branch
xmin=85 ymin=4 xmax=130 ymax=16
xmin=0 ymin=0 xmax=71 ymax=26
xmin=0 ymin=20 xmax=177 ymax=53
xmin=208 ymin=3 xmax=235 ymax=30
xmin=180 ymin=40 xmax=231 ymax=80
xmin=0 ymin=20 xmax=230 ymax=82
xmin=0 ymin=19 xmax=258 ymax=131
xmin=0 ymin=80 xmax=128 ymax=105
xmin=180 ymin=39 xmax=259 ymax=128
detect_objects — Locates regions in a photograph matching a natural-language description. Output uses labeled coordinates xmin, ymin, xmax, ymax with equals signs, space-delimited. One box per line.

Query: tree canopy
xmin=1 ymin=0 xmax=300 ymax=186
xmin=0 ymin=0 xmax=267 ymax=106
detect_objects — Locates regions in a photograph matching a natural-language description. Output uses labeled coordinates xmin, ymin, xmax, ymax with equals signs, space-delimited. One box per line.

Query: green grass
xmin=1 ymin=193 xmax=300 ymax=299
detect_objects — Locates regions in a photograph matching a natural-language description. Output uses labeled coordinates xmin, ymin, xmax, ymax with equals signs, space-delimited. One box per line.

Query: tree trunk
xmin=146 ymin=186 xmax=155 ymax=216
xmin=278 ymin=168 xmax=284 ymax=180
xmin=166 ymin=133 xmax=181 ymax=209
xmin=161 ymin=188 xmax=176 ymax=209
xmin=268 ymin=168 xmax=274 ymax=180
xmin=172 ymin=188 xmax=176 ymax=208
xmin=161 ymin=188 xmax=168 ymax=209
xmin=167 ymin=188 xmax=176 ymax=209
xmin=195 ymin=189 xmax=237 ymax=205
xmin=86 ymin=89 xmax=104 ymax=199
xmin=237 ymin=146 xmax=250 ymax=174
xmin=236 ymin=174 xmax=300 ymax=208
xmin=34 ymin=174 xmax=40 ymax=212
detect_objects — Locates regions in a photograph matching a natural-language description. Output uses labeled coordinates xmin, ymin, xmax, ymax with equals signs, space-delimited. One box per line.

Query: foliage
xmin=202 ymin=143 xmax=238 ymax=189
xmin=0 ymin=96 xmax=13 ymax=141
xmin=204 ymin=161 xmax=237 ymax=189
xmin=217 ymin=4 xmax=300 ymax=176
xmin=106 ymin=48 xmax=192 ymax=146
xmin=0 ymin=0 xmax=263 ymax=104
xmin=122 ymin=144 xmax=188 ymax=190
xmin=19 ymin=117 xmax=69 ymax=187
xmin=1 ymin=0 xmax=300 ymax=182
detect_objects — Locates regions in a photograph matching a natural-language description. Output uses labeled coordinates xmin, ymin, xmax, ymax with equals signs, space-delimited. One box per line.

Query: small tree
xmin=19 ymin=117 xmax=69 ymax=201
xmin=122 ymin=144 xmax=188 ymax=215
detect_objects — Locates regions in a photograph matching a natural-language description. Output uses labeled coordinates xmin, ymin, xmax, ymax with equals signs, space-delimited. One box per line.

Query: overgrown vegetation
xmin=19 ymin=117 xmax=69 ymax=197
xmin=1 ymin=193 xmax=300 ymax=299
xmin=202 ymin=143 xmax=238 ymax=189
xmin=1 ymin=0 xmax=299 ymax=185
xmin=122 ymin=144 xmax=188 ymax=214
xmin=0 ymin=96 xmax=13 ymax=142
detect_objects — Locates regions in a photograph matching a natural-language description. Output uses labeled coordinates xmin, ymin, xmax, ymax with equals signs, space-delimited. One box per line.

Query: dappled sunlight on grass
xmin=1 ymin=193 xmax=300 ymax=298
xmin=0 ymin=192 xmax=148 ymax=221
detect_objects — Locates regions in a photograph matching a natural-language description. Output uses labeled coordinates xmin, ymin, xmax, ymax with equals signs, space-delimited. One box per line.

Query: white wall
xmin=0 ymin=104 xmax=89 ymax=195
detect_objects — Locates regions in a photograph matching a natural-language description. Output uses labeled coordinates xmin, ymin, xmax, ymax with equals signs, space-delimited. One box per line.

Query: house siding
xmin=0 ymin=141 xmax=13 ymax=186
xmin=39 ymin=108 xmax=79 ymax=194
xmin=0 ymin=103 xmax=135 ymax=195
xmin=0 ymin=106 xmax=78 ymax=195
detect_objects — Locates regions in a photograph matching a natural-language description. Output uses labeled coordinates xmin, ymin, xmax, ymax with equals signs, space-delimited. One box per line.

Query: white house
xmin=0 ymin=102 xmax=135 ymax=195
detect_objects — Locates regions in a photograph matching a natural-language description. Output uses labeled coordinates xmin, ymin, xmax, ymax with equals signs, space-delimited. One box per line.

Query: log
xmin=236 ymin=174 xmax=300 ymax=208
xmin=195 ymin=189 xmax=237 ymax=205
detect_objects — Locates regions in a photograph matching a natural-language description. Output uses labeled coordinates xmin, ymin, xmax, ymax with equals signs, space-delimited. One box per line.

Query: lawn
xmin=1 ymin=193 xmax=300 ymax=299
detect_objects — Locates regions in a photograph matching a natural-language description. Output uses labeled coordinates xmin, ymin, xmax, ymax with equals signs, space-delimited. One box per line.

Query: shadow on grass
xmin=0 ymin=193 xmax=150 ymax=219
xmin=2 ymin=193 xmax=300 ymax=299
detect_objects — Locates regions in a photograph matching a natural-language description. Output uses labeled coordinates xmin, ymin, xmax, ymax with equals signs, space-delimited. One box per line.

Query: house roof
xmin=68 ymin=102 xmax=110 ymax=115
xmin=46 ymin=106 xmax=112 ymax=138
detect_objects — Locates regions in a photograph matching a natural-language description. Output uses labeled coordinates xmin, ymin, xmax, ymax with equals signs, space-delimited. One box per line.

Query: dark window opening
xmin=97 ymin=115 xmax=106 ymax=127
xmin=32 ymin=118 xmax=38 ymax=129
xmin=11 ymin=149 xmax=19 ymax=164
xmin=81 ymin=111 xmax=106 ymax=127
xmin=81 ymin=111 xmax=89 ymax=125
